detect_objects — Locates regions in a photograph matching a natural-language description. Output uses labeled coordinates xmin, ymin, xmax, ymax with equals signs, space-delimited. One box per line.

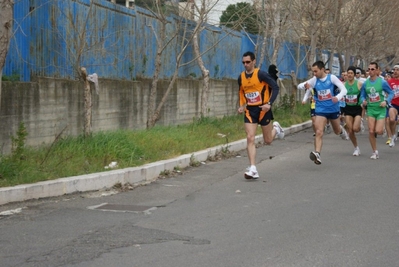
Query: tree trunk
xmin=81 ymin=67 xmax=92 ymax=137
xmin=146 ymin=22 xmax=165 ymax=129
xmin=308 ymin=26 xmax=318 ymax=78
xmin=193 ymin=31 xmax=210 ymax=117
xmin=149 ymin=70 xmax=179 ymax=127
xmin=0 ymin=0 xmax=14 ymax=108
xmin=270 ymin=6 xmax=281 ymax=65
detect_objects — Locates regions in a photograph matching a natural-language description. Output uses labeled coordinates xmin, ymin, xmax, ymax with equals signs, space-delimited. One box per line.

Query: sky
xmin=195 ymin=0 xmax=252 ymax=26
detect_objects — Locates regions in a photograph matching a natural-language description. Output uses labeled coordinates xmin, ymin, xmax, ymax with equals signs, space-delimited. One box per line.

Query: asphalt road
xmin=1 ymin=126 xmax=399 ymax=267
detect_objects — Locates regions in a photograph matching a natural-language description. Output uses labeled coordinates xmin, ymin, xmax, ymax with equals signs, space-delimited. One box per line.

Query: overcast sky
xmin=196 ymin=0 xmax=252 ymax=26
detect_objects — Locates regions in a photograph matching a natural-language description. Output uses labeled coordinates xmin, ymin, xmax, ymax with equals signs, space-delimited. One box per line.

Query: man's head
xmin=355 ymin=68 xmax=362 ymax=79
xmin=268 ymin=64 xmax=279 ymax=81
xmin=368 ymin=62 xmax=379 ymax=78
xmin=341 ymin=71 xmax=348 ymax=82
xmin=325 ymin=68 xmax=331 ymax=74
xmin=347 ymin=66 xmax=357 ymax=82
xmin=242 ymin=51 xmax=256 ymax=73
xmin=311 ymin=61 xmax=326 ymax=79
xmin=392 ymin=65 xmax=399 ymax=78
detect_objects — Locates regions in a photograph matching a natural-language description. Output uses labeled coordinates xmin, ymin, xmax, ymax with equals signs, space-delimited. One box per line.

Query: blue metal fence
xmin=5 ymin=0 xmax=312 ymax=82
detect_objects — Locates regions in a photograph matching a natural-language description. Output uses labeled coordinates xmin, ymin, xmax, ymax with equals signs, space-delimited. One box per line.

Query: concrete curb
xmin=0 ymin=121 xmax=312 ymax=206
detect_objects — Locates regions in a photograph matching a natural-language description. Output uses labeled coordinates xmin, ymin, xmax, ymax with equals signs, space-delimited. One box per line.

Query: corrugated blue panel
xmin=5 ymin=0 xmax=315 ymax=82
xmin=4 ymin=0 xmax=31 ymax=81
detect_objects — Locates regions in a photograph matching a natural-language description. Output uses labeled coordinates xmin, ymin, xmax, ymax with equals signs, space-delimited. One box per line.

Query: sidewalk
xmin=0 ymin=121 xmax=312 ymax=206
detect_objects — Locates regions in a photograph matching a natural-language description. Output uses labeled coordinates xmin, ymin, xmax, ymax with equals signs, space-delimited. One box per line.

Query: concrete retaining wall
xmin=0 ymin=77 xmax=238 ymax=154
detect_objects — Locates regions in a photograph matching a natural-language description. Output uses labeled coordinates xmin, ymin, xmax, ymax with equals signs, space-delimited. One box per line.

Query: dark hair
xmin=369 ymin=61 xmax=379 ymax=69
xmin=312 ymin=61 xmax=325 ymax=70
xmin=268 ymin=64 xmax=278 ymax=81
xmin=242 ymin=51 xmax=255 ymax=61
xmin=347 ymin=66 xmax=357 ymax=74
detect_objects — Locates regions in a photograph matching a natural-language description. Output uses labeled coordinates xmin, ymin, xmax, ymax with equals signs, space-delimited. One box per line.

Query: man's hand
xmin=332 ymin=96 xmax=338 ymax=103
xmin=237 ymin=106 xmax=245 ymax=114
xmin=259 ymin=103 xmax=271 ymax=112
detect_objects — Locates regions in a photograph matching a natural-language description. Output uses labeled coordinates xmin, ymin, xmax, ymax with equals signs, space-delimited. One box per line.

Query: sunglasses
xmin=242 ymin=61 xmax=252 ymax=64
xmin=356 ymin=72 xmax=361 ymax=74
xmin=368 ymin=68 xmax=376 ymax=71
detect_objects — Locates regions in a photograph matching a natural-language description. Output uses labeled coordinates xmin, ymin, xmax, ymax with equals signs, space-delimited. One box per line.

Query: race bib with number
xmin=317 ymin=89 xmax=332 ymax=101
xmin=368 ymin=93 xmax=380 ymax=103
xmin=346 ymin=95 xmax=358 ymax=104
xmin=245 ymin=92 xmax=262 ymax=105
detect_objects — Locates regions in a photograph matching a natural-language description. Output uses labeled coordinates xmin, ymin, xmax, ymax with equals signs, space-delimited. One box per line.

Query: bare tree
xmin=190 ymin=0 xmax=222 ymax=116
xmin=0 ymin=0 xmax=14 ymax=104
xmin=145 ymin=0 xmax=223 ymax=128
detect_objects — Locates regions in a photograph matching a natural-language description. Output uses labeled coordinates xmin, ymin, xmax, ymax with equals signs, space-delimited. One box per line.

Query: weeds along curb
xmin=0 ymin=121 xmax=312 ymax=206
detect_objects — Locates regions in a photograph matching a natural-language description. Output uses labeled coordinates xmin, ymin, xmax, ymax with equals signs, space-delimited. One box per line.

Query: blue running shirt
xmin=313 ymin=74 xmax=340 ymax=113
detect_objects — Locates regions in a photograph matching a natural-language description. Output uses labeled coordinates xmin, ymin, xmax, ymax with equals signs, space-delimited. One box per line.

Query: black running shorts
xmin=244 ymin=106 xmax=274 ymax=126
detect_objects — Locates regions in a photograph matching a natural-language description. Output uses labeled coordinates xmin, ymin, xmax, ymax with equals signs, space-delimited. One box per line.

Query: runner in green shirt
xmin=360 ymin=62 xmax=394 ymax=159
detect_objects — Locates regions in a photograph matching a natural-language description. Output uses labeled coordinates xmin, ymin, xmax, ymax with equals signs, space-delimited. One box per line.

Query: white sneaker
xmin=389 ymin=138 xmax=395 ymax=147
xmin=309 ymin=151 xmax=322 ymax=165
xmin=339 ymin=126 xmax=349 ymax=140
xmin=244 ymin=167 xmax=259 ymax=179
xmin=370 ymin=152 xmax=379 ymax=159
xmin=353 ymin=147 xmax=360 ymax=156
xmin=273 ymin=121 xmax=285 ymax=139
xmin=325 ymin=124 xmax=332 ymax=134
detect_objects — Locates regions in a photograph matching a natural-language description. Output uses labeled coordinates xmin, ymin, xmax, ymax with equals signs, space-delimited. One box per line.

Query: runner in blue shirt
xmin=298 ymin=61 xmax=348 ymax=165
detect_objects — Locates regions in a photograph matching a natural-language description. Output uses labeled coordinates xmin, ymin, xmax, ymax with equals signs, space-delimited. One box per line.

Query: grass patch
xmin=0 ymin=100 xmax=310 ymax=187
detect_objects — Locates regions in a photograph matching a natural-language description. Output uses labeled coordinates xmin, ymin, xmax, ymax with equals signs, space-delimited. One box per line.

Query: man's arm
xmin=237 ymin=75 xmax=246 ymax=107
xmin=302 ymin=88 xmax=312 ymax=104
xmin=297 ymin=76 xmax=316 ymax=90
xmin=360 ymin=83 xmax=367 ymax=104
xmin=331 ymin=75 xmax=347 ymax=100
xmin=382 ymin=80 xmax=394 ymax=103
xmin=258 ymin=70 xmax=279 ymax=104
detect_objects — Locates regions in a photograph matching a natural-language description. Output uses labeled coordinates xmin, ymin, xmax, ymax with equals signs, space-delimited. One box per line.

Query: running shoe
xmin=370 ymin=152 xmax=379 ymax=159
xmin=273 ymin=121 xmax=285 ymax=139
xmin=389 ymin=138 xmax=395 ymax=147
xmin=325 ymin=124 xmax=331 ymax=134
xmin=353 ymin=147 xmax=360 ymax=156
xmin=386 ymin=138 xmax=391 ymax=145
xmin=339 ymin=126 xmax=349 ymax=140
xmin=309 ymin=151 xmax=321 ymax=165
xmin=244 ymin=166 xmax=259 ymax=179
